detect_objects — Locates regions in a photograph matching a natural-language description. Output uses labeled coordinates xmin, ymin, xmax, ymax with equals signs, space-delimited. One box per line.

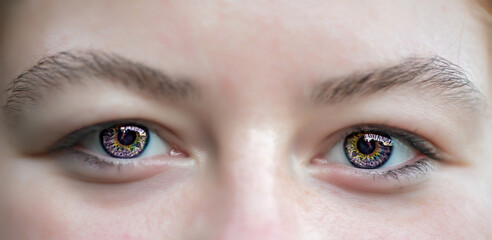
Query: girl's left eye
xmin=326 ymin=129 xmax=421 ymax=170
xmin=340 ymin=130 xmax=414 ymax=169
xmin=310 ymin=127 xmax=441 ymax=192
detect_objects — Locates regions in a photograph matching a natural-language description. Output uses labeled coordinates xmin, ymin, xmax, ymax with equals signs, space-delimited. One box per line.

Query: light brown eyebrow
xmin=2 ymin=50 xmax=198 ymax=126
xmin=310 ymin=56 xmax=484 ymax=112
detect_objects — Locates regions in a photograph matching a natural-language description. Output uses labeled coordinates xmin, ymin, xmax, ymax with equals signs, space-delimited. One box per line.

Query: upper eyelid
xmin=333 ymin=125 xmax=442 ymax=161
xmin=49 ymin=119 xmax=169 ymax=152
xmin=48 ymin=118 xmax=443 ymax=166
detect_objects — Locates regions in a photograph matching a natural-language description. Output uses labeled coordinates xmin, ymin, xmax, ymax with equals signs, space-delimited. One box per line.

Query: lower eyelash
xmin=83 ymin=153 xmax=127 ymax=169
xmin=67 ymin=148 xmax=178 ymax=170
xmin=364 ymin=158 xmax=435 ymax=181
xmin=63 ymin=149 xmax=129 ymax=169
xmin=63 ymin=149 xmax=147 ymax=170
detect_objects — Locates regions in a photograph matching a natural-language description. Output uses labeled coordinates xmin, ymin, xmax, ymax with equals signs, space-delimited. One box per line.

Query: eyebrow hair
xmin=310 ymin=56 xmax=484 ymax=111
xmin=2 ymin=51 xmax=198 ymax=124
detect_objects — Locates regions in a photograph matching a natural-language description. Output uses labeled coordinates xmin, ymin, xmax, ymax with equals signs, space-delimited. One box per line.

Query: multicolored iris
xmin=343 ymin=131 xmax=393 ymax=169
xmin=100 ymin=125 xmax=149 ymax=158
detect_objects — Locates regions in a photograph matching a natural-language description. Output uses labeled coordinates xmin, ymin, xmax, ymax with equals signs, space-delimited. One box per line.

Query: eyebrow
xmin=2 ymin=52 xmax=484 ymax=127
xmin=2 ymin=51 xmax=198 ymax=124
xmin=311 ymin=56 xmax=484 ymax=111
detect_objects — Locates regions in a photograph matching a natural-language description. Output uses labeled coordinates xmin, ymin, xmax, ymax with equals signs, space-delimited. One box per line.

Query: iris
xmin=343 ymin=131 xmax=393 ymax=169
xmin=100 ymin=125 xmax=149 ymax=158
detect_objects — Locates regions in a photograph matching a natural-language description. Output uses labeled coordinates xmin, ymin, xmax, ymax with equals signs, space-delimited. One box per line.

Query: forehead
xmin=0 ymin=0 xmax=487 ymax=91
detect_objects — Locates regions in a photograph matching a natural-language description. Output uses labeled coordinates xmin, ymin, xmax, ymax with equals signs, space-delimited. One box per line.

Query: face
xmin=0 ymin=0 xmax=491 ymax=239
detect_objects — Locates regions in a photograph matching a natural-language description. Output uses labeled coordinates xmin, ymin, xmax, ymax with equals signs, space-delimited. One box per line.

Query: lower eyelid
xmin=308 ymin=158 xmax=436 ymax=193
xmin=56 ymin=149 xmax=194 ymax=183
xmin=73 ymin=147 xmax=181 ymax=167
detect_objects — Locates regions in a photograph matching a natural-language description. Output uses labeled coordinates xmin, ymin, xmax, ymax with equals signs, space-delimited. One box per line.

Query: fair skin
xmin=0 ymin=0 xmax=491 ymax=239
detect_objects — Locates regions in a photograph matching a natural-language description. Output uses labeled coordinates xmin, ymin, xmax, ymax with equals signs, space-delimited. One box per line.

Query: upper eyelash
xmin=328 ymin=125 xmax=441 ymax=181
xmin=347 ymin=125 xmax=442 ymax=161
xmin=56 ymin=121 xmax=439 ymax=177
xmin=52 ymin=120 xmax=187 ymax=170
xmin=388 ymin=132 xmax=441 ymax=161
xmin=50 ymin=119 xmax=158 ymax=152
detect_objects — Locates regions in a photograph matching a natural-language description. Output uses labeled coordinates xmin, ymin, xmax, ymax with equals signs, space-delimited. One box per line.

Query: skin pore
xmin=0 ymin=0 xmax=491 ymax=239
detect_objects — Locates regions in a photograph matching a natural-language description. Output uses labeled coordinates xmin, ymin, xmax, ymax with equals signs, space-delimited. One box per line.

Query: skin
xmin=0 ymin=0 xmax=491 ymax=239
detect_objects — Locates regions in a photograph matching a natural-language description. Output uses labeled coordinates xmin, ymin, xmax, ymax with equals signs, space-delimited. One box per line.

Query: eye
xmin=52 ymin=120 xmax=191 ymax=183
xmin=310 ymin=126 xmax=441 ymax=192
xmin=79 ymin=123 xmax=171 ymax=159
xmin=329 ymin=130 xmax=416 ymax=170
xmin=100 ymin=125 xmax=150 ymax=158
xmin=343 ymin=131 xmax=393 ymax=169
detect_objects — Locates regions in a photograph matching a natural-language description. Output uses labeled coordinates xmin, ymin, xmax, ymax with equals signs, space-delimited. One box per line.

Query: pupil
xmin=117 ymin=130 xmax=137 ymax=146
xmin=357 ymin=137 xmax=376 ymax=155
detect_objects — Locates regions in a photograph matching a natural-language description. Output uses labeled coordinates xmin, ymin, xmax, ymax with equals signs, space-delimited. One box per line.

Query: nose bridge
xmin=214 ymin=125 xmax=289 ymax=240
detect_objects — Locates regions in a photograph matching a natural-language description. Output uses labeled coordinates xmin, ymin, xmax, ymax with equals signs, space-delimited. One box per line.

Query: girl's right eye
xmin=80 ymin=123 xmax=174 ymax=160
xmin=99 ymin=125 xmax=151 ymax=158
xmin=52 ymin=121 xmax=192 ymax=183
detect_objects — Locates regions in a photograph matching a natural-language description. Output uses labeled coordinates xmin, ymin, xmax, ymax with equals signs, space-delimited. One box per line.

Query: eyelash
xmin=374 ymin=159 xmax=435 ymax=181
xmin=67 ymin=150 xmax=133 ymax=169
xmin=350 ymin=126 xmax=440 ymax=159
xmin=52 ymin=120 xmax=441 ymax=184
xmin=66 ymin=149 xmax=180 ymax=169
xmin=318 ymin=125 xmax=442 ymax=181
xmin=50 ymin=120 xmax=182 ymax=168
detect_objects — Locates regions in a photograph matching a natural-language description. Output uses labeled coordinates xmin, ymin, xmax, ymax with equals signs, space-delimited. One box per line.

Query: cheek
xmin=2 ymin=184 xmax=188 ymax=240
xmin=0 ymin=167 xmax=203 ymax=240
xmin=1 ymin=175 xmax=74 ymax=239
xmin=298 ymin=173 xmax=491 ymax=238
xmin=417 ymin=173 xmax=492 ymax=237
xmin=3 ymin=197 xmax=142 ymax=240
